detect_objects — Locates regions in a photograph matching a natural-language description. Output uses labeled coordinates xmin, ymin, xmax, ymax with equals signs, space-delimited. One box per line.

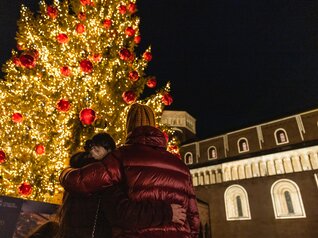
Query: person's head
xmin=89 ymin=133 xmax=116 ymax=160
xmin=126 ymin=103 xmax=156 ymax=135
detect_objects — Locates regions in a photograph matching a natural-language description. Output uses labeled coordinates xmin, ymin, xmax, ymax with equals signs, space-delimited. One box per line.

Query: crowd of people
xmin=27 ymin=103 xmax=200 ymax=238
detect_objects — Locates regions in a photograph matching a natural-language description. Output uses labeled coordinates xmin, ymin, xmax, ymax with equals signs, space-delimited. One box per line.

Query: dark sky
xmin=2 ymin=0 xmax=318 ymax=140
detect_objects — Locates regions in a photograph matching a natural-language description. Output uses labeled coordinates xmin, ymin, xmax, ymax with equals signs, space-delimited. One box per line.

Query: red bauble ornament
xmin=13 ymin=57 xmax=21 ymax=67
xmin=168 ymin=144 xmax=179 ymax=153
xmin=0 ymin=150 xmax=6 ymax=164
xmin=80 ymin=59 xmax=93 ymax=73
xmin=31 ymin=49 xmax=39 ymax=59
xmin=122 ymin=91 xmax=136 ymax=104
xmin=80 ymin=108 xmax=96 ymax=125
xmin=12 ymin=113 xmax=23 ymax=123
xmin=78 ymin=12 xmax=86 ymax=21
xmin=146 ymin=77 xmax=157 ymax=88
xmin=47 ymin=6 xmax=58 ymax=19
xmin=129 ymin=71 xmax=139 ymax=81
xmin=18 ymin=182 xmax=32 ymax=196
xmin=168 ymin=144 xmax=181 ymax=158
xmin=103 ymin=19 xmax=112 ymax=29
xmin=125 ymin=27 xmax=135 ymax=37
xmin=80 ymin=0 xmax=91 ymax=6
xmin=90 ymin=53 xmax=102 ymax=62
xmin=129 ymin=53 xmax=135 ymax=62
xmin=57 ymin=33 xmax=69 ymax=44
xmin=17 ymin=43 xmax=24 ymax=51
xmin=119 ymin=5 xmax=127 ymax=14
xmin=134 ymin=35 xmax=141 ymax=44
xmin=60 ymin=66 xmax=71 ymax=77
xmin=35 ymin=144 xmax=45 ymax=155
xmin=57 ymin=99 xmax=71 ymax=112
xmin=162 ymin=92 xmax=173 ymax=106
xmin=163 ymin=131 xmax=169 ymax=142
xmin=76 ymin=23 xmax=85 ymax=34
xmin=127 ymin=2 xmax=136 ymax=13
xmin=20 ymin=54 xmax=36 ymax=69
xmin=143 ymin=52 xmax=152 ymax=62
xmin=119 ymin=48 xmax=131 ymax=61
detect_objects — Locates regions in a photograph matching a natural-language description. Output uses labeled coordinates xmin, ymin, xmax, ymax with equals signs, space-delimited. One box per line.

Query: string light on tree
xmin=0 ymin=0 xmax=175 ymax=203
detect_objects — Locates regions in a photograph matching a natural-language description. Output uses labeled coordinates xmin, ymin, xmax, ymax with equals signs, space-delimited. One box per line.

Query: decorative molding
xmin=224 ymin=185 xmax=251 ymax=221
xmin=195 ymin=142 xmax=200 ymax=163
xmin=257 ymin=126 xmax=264 ymax=149
xmin=190 ymin=145 xmax=318 ymax=186
xmin=224 ymin=135 xmax=229 ymax=155
xmin=296 ymin=115 xmax=305 ymax=141
xmin=271 ymin=179 xmax=306 ymax=219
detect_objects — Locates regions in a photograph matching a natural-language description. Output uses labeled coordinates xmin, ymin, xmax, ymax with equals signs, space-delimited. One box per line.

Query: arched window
xmin=274 ymin=128 xmax=289 ymax=145
xmin=271 ymin=179 xmax=306 ymax=219
xmin=208 ymin=146 xmax=217 ymax=160
xmin=184 ymin=152 xmax=193 ymax=165
xmin=224 ymin=185 xmax=251 ymax=220
xmin=238 ymin=138 xmax=249 ymax=153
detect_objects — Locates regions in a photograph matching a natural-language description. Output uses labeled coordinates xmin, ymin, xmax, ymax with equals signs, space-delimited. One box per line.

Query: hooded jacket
xmin=60 ymin=126 xmax=200 ymax=238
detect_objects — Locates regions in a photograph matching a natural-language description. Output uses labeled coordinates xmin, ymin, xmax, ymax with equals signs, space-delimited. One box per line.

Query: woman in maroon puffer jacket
xmin=60 ymin=103 xmax=200 ymax=238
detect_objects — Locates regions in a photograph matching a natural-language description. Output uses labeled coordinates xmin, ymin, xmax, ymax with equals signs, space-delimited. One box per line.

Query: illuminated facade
xmin=175 ymin=109 xmax=318 ymax=238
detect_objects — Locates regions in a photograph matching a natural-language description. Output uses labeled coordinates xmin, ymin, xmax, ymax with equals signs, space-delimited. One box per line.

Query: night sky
xmin=1 ymin=0 xmax=318 ymax=140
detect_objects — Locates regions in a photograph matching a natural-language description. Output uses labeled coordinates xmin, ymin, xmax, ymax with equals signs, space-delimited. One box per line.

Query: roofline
xmin=184 ymin=108 xmax=318 ymax=145
xmin=188 ymin=139 xmax=318 ymax=169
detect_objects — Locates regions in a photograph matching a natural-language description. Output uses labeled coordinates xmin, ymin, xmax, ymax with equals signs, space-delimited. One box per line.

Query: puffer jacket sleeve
xmin=186 ymin=175 xmax=200 ymax=238
xmin=101 ymin=185 xmax=173 ymax=229
xmin=60 ymin=153 xmax=123 ymax=194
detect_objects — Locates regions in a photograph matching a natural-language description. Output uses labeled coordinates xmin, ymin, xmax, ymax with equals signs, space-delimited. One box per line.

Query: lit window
xmin=224 ymin=185 xmax=251 ymax=220
xmin=274 ymin=128 xmax=289 ymax=145
xmin=271 ymin=179 xmax=306 ymax=219
xmin=238 ymin=138 xmax=249 ymax=153
xmin=208 ymin=146 xmax=217 ymax=160
xmin=184 ymin=152 xmax=193 ymax=165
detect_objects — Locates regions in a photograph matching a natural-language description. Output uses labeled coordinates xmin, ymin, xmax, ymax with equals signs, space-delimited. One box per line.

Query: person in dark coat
xmin=60 ymin=103 xmax=200 ymax=238
xmin=58 ymin=132 xmax=185 ymax=238
xmin=26 ymin=221 xmax=59 ymax=238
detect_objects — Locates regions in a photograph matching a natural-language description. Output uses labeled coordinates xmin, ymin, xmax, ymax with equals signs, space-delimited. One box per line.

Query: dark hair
xmin=84 ymin=139 xmax=93 ymax=152
xmin=91 ymin=133 xmax=116 ymax=151
xmin=69 ymin=151 xmax=94 ymax=168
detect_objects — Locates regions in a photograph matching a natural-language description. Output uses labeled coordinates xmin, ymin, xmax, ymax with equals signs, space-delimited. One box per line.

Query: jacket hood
xmin=125 ymin=126 xmax=167 ymax=148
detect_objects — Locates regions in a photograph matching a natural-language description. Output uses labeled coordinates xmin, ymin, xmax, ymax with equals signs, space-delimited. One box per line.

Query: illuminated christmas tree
xmin=0 ymin=0 xmax=174 ymax=203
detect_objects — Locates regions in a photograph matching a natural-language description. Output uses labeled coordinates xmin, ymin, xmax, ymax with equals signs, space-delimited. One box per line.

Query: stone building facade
xmin=175 ymin=109 xmax=318 ymax=238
